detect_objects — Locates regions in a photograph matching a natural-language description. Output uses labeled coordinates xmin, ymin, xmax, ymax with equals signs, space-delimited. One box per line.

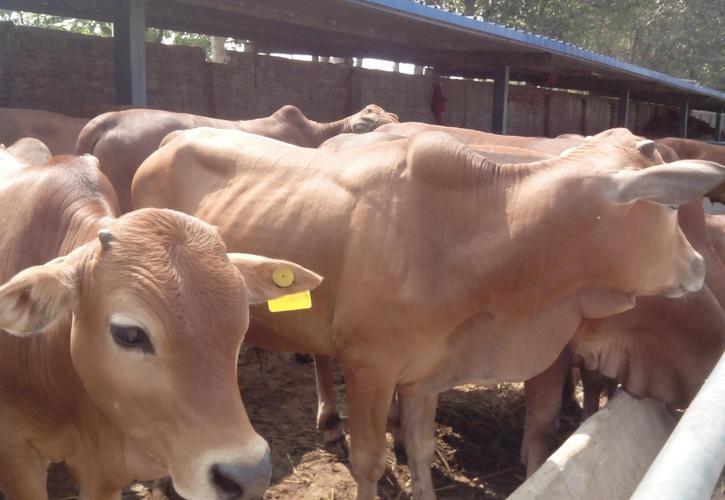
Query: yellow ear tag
xmin=268 ymin=291 xmax=312 ymax=312
xmin=272 ymin=267 xmax=295 ymax=288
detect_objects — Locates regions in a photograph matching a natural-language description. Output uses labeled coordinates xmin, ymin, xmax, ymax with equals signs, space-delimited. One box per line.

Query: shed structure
xmin=2 ymin=0 xmax=724 ymax=139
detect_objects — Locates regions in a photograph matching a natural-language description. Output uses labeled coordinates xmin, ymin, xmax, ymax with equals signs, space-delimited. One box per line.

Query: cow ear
xmin=607 ymin=160 xmax=725 ymax=206
xmin=0 ymin=253 xmax=82 ymax=336
xmin=227 ymin=253 xmax=323 ymax=304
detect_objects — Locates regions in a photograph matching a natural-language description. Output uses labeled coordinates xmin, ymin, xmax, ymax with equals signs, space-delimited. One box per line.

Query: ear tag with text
xmin=268 ymin=290 xmax=312 ymax=312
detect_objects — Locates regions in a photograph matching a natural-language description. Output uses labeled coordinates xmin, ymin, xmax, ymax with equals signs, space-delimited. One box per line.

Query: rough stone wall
xmin=507 ymin=85 xmax=548 ymax=136
xmin=584 ymin=97 xmax=615 ymax=135
xmin=0 ymin=22 xmax=676 ymax=136
xmin=146 ymin=42 xmax=211 ymax=115
xmin=0 ymin=22 xmax=114 ymax=115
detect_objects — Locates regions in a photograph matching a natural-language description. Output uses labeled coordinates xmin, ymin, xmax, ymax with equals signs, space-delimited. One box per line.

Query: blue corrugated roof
xmin=350 ymin=0 xmax=725 ymax=103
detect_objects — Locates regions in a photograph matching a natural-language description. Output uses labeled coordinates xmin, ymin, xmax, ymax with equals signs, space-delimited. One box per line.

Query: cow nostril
xmin=211 ymin=464 xmax=245 ymax=496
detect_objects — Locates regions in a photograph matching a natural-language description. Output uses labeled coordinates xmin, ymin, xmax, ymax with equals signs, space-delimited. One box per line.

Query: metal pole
xmin=680 ymin=100 xmax=690 ymax=138
xmin=630 ymin=353 xmax=725 ymax=500
xmin=491 ymin=65 xmax=509 ymax=134
xmin=113 ymin=0 xmax=147 ymax=107
xmin=617 ymin=88 xmax=630 ymax=128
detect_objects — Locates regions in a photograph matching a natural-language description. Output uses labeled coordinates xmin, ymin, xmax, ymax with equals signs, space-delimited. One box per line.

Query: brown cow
xmin=76 ymin=104 xmax=399 ymax=212
xmin=377 ymin=121 xmax=584 ymax=155
xmin=521 ymin=199 xmax=725 ymax=476
xmin=656 ymin=138 xmax=725 ymax=164
xmin=378 ymin=123 xmax=688 ymax=166
xmin=0 ymin=154 xmax=322 ymax=499
xmin=316 ymin=133 xmax=554 ymax=449
xmin=132 ymin=126 xmax=723 ymax=500
xmin=0 ymin=107 xmax=89 ymax=155
xmin=321 ymin=131 xmax=556 ymax=164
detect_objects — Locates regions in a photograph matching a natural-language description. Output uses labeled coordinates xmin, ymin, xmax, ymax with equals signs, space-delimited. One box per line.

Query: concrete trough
xmin=508 ymin=390 xmax=676 ymax=500
xmin=510 ymin=353 xmax=725 ymax=500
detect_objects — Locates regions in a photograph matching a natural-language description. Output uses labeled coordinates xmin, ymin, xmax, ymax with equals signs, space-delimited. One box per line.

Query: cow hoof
xmin=324 ymin=434 xmax=349 ymax=459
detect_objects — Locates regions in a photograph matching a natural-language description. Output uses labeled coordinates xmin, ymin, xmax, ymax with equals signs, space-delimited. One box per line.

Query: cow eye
xmin=668 ymin=205 xmax=678 ymax=211
xmin=110 ymin=324 xmax=154 ymax=354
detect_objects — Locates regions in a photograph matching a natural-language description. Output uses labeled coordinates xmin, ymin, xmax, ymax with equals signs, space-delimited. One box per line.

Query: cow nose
xmin=210 ymin=449 xmax=272 ymax=499
xmin=212 ymin=464 xmax=244 ymax=497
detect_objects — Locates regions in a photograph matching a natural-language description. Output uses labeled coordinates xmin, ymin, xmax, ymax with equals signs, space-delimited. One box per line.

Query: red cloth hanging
xmin=431 ymin=83 xmax=447 ymax=124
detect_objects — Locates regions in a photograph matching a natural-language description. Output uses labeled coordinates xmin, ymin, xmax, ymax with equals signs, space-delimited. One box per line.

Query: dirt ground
xmin=42 ymin=347 xmax=584 ymax=500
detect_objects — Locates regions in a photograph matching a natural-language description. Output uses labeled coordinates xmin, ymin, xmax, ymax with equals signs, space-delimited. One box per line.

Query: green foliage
xmin=419 ymin=0 xmax=724 ymax=90
xmin=0 ymin=10 xmax=217 ymax=58
xmin=145 ymin=27 xmax=212 ymax=57
xmin=0 ymin=9 xmax=112 ymax=36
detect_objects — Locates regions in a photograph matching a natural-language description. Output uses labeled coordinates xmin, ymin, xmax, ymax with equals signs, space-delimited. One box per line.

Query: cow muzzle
xmin=664 ymin=251 xmax=705 ymax=298
xmin=209 ymin=453 xmax=271 ymax=500
xmin=169 ymin=435 xmax=272 ymax=500
xmin=208 ymin=438 xmax=272 ymax=500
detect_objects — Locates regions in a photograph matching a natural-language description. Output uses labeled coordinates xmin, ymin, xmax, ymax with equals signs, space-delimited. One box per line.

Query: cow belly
xmin=414 ymin=299 xmax=583 ymax=394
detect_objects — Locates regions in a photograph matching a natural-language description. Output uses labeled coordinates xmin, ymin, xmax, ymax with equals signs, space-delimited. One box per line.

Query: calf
xmin=0 ymin=154 xmax=322 ymax=499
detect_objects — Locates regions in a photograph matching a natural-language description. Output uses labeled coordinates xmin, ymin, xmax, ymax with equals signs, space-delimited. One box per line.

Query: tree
xmin=418 ymin=0 xmax=724 ymax=91
xmin=0 ymin=9 xmax=236 ymax=61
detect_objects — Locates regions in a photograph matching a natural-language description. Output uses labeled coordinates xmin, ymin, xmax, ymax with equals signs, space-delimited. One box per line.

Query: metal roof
xmin=2 ymin=0 xmax=724 ymax=110
xmin=358 ymin=0 xmax=725 ymax=103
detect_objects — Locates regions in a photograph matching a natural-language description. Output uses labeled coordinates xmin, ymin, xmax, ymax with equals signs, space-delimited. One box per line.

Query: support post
xmin=714 ymin=107 xmax=722 ymax=142
xmin=491 ymin=65 xmax=509 ymax=134
xmin=113 ymin=0 xmax=147 ymax=107
xmin=617 ymin=88 xmax=630 ymax=128
xmin=210 ymin=36 xmax=230 ymax=64
xmin=680 ymin=100 xmax=689 ymax=138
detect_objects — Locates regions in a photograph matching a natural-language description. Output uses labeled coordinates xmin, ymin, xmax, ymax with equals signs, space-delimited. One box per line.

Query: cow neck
xmin=443 ymin=154 xmax=563 ymax=315
xmin=315 ymin=117 xmax=353 ymax=145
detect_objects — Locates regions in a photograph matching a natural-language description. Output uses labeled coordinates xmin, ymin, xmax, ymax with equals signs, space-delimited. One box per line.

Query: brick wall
xmin=0 ymin=21 xmax=676 ymax=136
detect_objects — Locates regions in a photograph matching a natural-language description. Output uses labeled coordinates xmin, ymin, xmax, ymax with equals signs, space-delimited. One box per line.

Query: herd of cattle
xmin=0 ymin=103 xmax=724 ymax=500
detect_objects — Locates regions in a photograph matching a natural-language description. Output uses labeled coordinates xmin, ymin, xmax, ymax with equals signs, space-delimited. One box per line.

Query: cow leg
xmin=343 ymin=363 xmax=396 ymax=500
xmin=522 ymin=349 xmax=570 ymax=476
xmin=398 ymin=388 xmax=438 ymax=500
xmin=581 ymin=369 xmax=607 ymax=419
xmin=314 ymin=354 xmax=347 ymax=456
xmin=387 ymin=390 xmax=407 ymax=464
xmin=0 ymin=452 xmax=48 ymax=500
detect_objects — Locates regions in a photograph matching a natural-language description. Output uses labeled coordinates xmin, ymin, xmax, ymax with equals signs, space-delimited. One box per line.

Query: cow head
xmin=550 ymin=129 xmax=725 ymax=307
xmin=350 ymin=104 xmax=399 ymax=133
xmin=0 ymin=208 xmax=322 ymax=499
